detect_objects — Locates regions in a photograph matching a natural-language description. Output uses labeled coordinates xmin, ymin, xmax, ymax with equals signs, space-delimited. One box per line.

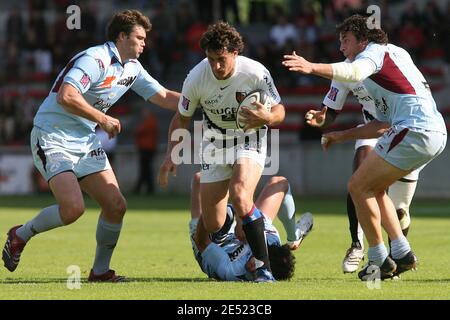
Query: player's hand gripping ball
xmin=236 ymin=89 xmax=272 ymax=131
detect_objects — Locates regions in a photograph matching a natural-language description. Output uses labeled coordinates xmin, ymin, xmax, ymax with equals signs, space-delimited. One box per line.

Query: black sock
xmin=347 ymin=193 xmax=360 ymax=245
xmin=210 ymin=205 xmax=235 ymax=243
xmin=242 ymin=206 xmax=270 ymax=271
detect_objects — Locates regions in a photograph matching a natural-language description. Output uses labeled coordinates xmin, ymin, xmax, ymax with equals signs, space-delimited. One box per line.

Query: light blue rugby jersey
xmin=201 ymin=236 xmax=254 ymax=281
xmin=200 ymin=206 xmax=281 ymax=281
xmin=33 ymin=41 xmax=163 ymax=142
xmin=356 ymin=43 xmax=446 ymax=133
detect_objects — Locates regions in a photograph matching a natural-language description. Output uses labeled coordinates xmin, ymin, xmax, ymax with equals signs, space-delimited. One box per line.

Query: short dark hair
xmin=336 ymin=14 xmax=388 ymax=44
xmin=268 ymin=244 xmax=296 ymax=280
xmin=200 ymin=21 xmax=244 ymax=54
xmin=107 ymin=9 xmax=152 ymax=42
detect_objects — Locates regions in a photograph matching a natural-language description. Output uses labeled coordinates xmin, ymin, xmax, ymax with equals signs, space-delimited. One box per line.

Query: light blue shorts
xmin=374 ymin=125 xmax=447 ymax=171
xmin=30 ymin=126 xmax=111 ymax=181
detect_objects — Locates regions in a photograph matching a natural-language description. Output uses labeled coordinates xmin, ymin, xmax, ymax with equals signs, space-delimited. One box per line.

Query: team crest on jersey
xmin=80 ymin=73 xmax=90 ymax=88
xmin=181 ymin=96 xmax=190 ymax=110
xmin=235 ymin=91 xmax=246 ymax=103
xmin=327 ymin=87 xmax=339 ymax=101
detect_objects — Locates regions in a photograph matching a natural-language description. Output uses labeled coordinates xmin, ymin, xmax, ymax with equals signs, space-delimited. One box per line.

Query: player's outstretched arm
xmin=282 ymin=51 xmax=376 ymax=83
xmin=148 ymin=89 xmax=181 ymax=111
xmin=158 ymin=111 xmax=192 ymax=188
xmin=282 ymin=51 xmax=333 ymax=80
xmin=57 ymin=83 xmax=121 ymax=138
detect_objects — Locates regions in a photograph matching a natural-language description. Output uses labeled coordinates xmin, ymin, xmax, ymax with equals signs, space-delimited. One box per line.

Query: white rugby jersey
xmin=356 ymin=43 xmax=446 ymax=133
xmin=34 ymin=41 xmax=163 ymax=141
xmin=323 ymin=59 xmax=377 ymax=123
xmin=178 ymin=56 xmax=281 ymax=137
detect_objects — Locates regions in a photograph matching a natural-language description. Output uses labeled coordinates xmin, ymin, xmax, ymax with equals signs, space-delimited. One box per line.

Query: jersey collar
xmin=106 ymin=41 xmax=137 ymax=66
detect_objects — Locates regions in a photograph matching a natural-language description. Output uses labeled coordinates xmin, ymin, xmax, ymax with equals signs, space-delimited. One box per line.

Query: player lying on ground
xmin=2 ymin=10 xmax=180 ymax=282
xmin=283 ymin=14 xmax=447 ymax=281
xmin=190 ymin=172 xmax=313 ymax=281
xmin=305 ymin=79 xmax=419 ymax=274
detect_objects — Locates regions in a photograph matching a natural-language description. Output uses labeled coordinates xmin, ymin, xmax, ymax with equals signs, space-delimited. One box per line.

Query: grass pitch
xmin=0 ymin=194 xmax=449 ymax=300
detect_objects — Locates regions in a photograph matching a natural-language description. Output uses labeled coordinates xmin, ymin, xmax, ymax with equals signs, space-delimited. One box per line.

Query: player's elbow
xmin=56 ymin=85 xmax=77 ymax=107
xmin=56 ymin=90 xmax=68 ymax=106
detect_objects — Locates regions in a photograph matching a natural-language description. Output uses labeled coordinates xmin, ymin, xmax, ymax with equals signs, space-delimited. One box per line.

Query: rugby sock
xmin=93 ymin=217 xmax=122 ymax=275
xmin=242 ymin=205 xmax=271 ymax=271
xmin=347 ymin=193 xmax=362 ymax=247
xmin=211 ymin=205 xmax=234 ymax=243
xmin=388 ymin=180 xmax=416 ymax=234
xmin=16 ymin=205 xmax=64 ymax=242
xmin=367 ymin=243 xmax=389 ymax=267
xmin=390 ymin=235 xmax=411 ymax=260
xmin=277 ymin=183 xmax=297 ymax=241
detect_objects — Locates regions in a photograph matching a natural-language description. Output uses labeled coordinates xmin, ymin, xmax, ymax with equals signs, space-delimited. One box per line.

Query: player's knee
xmin=268 ymin=176 xmax=289 ymax=192
xmin=202 ymin=217 xmax=221 ymax=233
xmin=109 ymin=195 xmax=127 ymax=219
xmin=191 ymin=172 xmax=201 ymax=189
xmin=193 ymin=172 xmax=201 ymax=184
xmin=60 ymin=202 xmax=85 ymax=225
xmin=347 ymin=177 xmax=362 ymax=199
xmin=230 ymin=194 xmax=252 ymax=215
xmin=230 ymin=183 xmax=254 ymax=214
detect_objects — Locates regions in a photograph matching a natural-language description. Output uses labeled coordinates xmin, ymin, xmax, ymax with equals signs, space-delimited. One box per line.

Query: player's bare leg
xmin=199 ymin=179 xmax=230 ymax=233
xmin=255 ymin=176 xmax=288 ymax=221
xmin=3 ymin=172 xmax=83 ymax=272
xmin=80 ymin=169 xmax=126 ymax=282
xmin=229 ymin=158 xmax=274 ymax=281
xmin=256 ymin=176 xmax=312 ymax=250
xmin=343 ymin=146 xmax=371 ymax=273
xmin=349 ymin=151 xmax=417 ymax=280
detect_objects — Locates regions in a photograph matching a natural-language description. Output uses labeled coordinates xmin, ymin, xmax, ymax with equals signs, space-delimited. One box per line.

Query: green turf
xmin=1 ymin=195 xmax=450 ymax=299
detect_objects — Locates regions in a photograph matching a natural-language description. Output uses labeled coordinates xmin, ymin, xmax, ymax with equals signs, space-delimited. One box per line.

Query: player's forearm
xmin=57 ymin=89 xmax=106 ymax=124
xmin=331 ymin=60 xmax=376 ymax=82
xmin=311 ymin=63 xmax=334 ymax=80
xmin=149 ymin=89 xmax=181 ymax=111
xmin=339 ymin=120 xmax=390 ymax=141
xmin=267 ymin=104 xmax=285 ymax=126
xmin=165 ymin=111 xmax=191 ymax=155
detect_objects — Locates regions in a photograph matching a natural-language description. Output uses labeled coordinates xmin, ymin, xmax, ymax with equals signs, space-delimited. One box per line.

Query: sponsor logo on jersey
xmin=263 ymin=75 xmax=278 ymax=100
xmin=327 ymin=86 xmax=339 ymax=101
xmin=374 ymin=97 xmax=388 ymax=114
xmin=181 ymin=96 xmax=190 ymax=110
xmin=90 ymin=147 xmax=106 ymax=160
xmin=93 ymin=99 xmax=112 ymax=112
xmin=80 ymin=73 xmax=90 ymax=88
xmin=208 ymin=106 xmax=238 ymax=121
xmin=116 ymin=76 xmax=136 ymax=87
xmin=204 ymin=97 xmax=220 ymax=106
xmin=100 ymin=76 xmax=116 ymax=88
xmin=228 ymin=243 xmax=245 ymax=261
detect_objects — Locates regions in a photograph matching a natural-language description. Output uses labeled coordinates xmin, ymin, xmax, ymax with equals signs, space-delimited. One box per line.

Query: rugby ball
xmin=236 ymin=89 xmax=272 ymax=131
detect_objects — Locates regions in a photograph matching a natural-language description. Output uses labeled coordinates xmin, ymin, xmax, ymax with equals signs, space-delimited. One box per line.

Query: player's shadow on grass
xmin=120 ymin=277 xmax=211 ymax=283
xmin=0 ymin=277 xmax=211 ymax=284
xmin=0 ymin=278 xmax=68 ymax=284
